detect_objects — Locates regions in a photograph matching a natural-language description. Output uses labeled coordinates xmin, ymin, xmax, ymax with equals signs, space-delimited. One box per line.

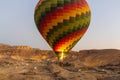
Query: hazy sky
xmin=0 ymin=0 xmax=120 ymax=51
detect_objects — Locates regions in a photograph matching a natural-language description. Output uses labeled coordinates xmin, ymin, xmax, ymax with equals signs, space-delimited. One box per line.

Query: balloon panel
xmin=34 ymin=0 xmax=91 ymax=59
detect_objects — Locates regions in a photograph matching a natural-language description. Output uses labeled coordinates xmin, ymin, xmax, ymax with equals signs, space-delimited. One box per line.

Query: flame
xmin=59 ymin=51 xmax=64 ymax=61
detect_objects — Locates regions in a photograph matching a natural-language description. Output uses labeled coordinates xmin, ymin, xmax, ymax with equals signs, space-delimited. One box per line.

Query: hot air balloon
xmin=34 ymin=0 xmax=91 ymax=61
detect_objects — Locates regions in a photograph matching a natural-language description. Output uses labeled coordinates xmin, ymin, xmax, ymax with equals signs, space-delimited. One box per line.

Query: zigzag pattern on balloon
xmin=35 ymin=0 xmax=90 ymax=38
xmin=46 ymin=13 xmax=90 ymax=49
xmin=34 ymin=0 xmax=91 ymax=58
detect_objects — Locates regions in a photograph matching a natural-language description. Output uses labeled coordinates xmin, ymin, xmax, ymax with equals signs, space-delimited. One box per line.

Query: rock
xmin=0 ymin=43 xmax=120 ymax=80
xmin=47 ymin=63 xmax=97 ymax=80
xmin=79 ymin=49 xmax=120 ymax=67
xmin=98 ymin=76 xmax=120 ymax=80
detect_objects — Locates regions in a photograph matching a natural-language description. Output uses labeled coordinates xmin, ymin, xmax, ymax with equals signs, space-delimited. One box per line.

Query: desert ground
xmin=0 ymin=43 xmax=120 ymax=80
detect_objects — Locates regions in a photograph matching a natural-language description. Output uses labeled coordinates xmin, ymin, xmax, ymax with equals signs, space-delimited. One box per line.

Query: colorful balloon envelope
xmin=34 ymin=0 xmax=91 ymax=60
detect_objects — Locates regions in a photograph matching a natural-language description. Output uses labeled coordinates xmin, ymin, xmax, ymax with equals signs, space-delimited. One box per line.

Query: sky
xmin=0 ymin=0 xmax=120 ymax=51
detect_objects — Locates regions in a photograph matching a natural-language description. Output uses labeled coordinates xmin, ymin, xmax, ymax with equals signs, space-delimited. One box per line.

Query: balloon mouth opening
xmin=55 ymin=51 xmax=68 ymax=61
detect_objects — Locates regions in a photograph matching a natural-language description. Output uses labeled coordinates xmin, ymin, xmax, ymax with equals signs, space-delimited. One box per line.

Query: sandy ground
xmin=0 ymin=44 xmax=120 ymax=80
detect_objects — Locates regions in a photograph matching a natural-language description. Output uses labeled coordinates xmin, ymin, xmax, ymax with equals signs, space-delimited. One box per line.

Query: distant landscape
xmin=0 ymin=43 xmax=120 ymax=80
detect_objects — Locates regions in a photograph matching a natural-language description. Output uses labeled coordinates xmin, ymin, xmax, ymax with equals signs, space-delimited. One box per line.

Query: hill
xmin=0 ymin=43 xmax=120 ymax=80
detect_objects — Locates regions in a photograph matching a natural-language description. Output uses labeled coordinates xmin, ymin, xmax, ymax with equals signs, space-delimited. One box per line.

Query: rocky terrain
xmin=0 ymin=43 xmax=120 ymax=80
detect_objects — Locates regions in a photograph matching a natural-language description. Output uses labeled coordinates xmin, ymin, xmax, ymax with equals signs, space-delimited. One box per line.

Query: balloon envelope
xmin=34 ymin=0 xmax=91 ymax=60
